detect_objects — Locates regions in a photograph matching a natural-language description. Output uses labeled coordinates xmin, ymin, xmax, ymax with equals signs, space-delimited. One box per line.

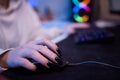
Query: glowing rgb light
xmin=72 ymin=0 xmax=91 ymax=22
xmin=74 ymin=14 xmax=89 ymax=22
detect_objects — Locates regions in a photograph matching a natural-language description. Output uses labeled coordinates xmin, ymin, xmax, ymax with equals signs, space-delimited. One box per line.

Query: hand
xmin=2 ymin=39 xmax=61 ymax=71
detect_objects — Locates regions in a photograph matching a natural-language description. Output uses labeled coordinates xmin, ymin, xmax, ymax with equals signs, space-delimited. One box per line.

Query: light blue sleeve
xmin=0 ymin=49 xmax=5 ymax=55
xmin=0 ymin=48 xmax=13 ymax=55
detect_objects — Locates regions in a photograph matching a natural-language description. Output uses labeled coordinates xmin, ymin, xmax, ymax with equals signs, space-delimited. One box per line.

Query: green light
xmin=74 ymin=14 xmax=83 ymax=22
xmin=72 ymin=0 xmax=80 ymax=5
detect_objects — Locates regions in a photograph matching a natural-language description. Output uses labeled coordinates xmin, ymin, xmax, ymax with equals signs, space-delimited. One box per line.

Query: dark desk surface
xmin=1 ymin=26 xmax=120 ymax=80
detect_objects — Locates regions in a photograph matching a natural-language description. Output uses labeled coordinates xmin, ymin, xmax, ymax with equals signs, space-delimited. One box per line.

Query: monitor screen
xmin=110 ymin=0 xmax=120 ymax=14
xmin=97 ymin=0 xmax=120 ymax=23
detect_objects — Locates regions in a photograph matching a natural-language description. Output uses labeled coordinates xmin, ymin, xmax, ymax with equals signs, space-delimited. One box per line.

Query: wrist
xmin=0 ymin=50 xmax=10 ymax=68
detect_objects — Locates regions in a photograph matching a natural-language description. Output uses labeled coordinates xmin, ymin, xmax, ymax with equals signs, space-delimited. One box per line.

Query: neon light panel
xmin=72 ymin=0 xmax=91 ymax=22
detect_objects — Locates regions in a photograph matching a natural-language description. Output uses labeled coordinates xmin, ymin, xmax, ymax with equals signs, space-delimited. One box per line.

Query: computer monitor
xmin=99 ymin=0 xmax=120 ymax=23
xmin=110 ymin=0 xmax=120 ymax=14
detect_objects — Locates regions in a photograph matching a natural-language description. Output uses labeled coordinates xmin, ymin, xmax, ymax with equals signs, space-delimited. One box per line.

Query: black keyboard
xmin=74 ymin=26 xmax=114 ymax=44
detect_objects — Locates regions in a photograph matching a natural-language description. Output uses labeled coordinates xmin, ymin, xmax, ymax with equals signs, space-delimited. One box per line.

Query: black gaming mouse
xmin=29 ymin=49 xmax=67 ymax=72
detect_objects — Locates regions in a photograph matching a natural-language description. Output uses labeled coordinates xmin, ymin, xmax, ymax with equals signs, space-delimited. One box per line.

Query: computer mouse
xmin=35 ymin=60 xmax=67 ymax=73
xmin=28 ymin=49 xmax=68 ymax=72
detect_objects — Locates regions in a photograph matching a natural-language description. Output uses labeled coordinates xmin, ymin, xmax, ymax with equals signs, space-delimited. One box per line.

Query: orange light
xmin=82 ymin=0 xmax=91 ymax=5
xmin=83 ymin=15 xmax=89 ymax=22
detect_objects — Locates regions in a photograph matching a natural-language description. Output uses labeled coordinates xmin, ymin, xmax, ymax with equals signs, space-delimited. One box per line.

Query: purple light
xmin=79 ymin=3 xmax=90 ymax=12
xmin=84 ymin=6 xmax=91 ymax=12
xmin=80 ymin=3 xmax=86 ymax=8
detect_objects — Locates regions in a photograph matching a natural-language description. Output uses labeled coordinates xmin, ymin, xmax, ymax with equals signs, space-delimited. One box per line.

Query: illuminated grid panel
xmin=72 ymin=0 xmax=91 ymax=22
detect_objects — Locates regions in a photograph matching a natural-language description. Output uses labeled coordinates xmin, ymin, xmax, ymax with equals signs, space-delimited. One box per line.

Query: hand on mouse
xmin=0 ymin=39 xmax=62 ymax=71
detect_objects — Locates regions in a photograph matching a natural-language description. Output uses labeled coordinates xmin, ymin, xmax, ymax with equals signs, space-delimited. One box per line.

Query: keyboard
xmin=74 ymin=26 xmax=114 ymax=44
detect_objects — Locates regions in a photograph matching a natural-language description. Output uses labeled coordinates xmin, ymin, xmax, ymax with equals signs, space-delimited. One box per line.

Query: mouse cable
xmin=64 ymin=61 xmax=120 ymax=70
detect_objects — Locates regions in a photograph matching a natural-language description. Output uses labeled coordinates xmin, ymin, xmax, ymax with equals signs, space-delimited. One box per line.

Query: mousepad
xmin=1 ymin=34 xmax=120 ymax=80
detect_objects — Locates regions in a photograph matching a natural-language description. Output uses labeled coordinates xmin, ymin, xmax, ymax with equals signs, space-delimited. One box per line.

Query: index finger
xmin=35 ymin=39 xmax=58 ymax=53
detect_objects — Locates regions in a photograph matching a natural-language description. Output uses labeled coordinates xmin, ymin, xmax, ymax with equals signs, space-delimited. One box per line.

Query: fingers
xmin=6 ymin=39 xmax=61 ymax=71
xmin=22 ymin=44 xmax=60 ymax=65
xmin=30 ymin=45 xmax=63 ymax=65
xmin=34 ymin=45 xmax=58 ymax=63
xmin=20 ymin=39 xmax=60 ymax=69
xmin=29 ymin=50 xmax=50 ymax=68
xmin=17 ymin=58 xmax=36 ymax=71
xmin=35 ymin=39 xmax=59 ymax=54
xmin=22 ymin=49 xmax=50 ymax=68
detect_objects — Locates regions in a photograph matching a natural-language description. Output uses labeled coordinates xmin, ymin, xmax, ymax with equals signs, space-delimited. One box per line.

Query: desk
xmin=1 ymin=26 xmax=120 ymax=80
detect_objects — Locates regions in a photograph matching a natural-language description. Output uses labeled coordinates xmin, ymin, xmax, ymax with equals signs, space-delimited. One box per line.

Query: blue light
xmin=73 ymin=6 xmax=81 ymax=13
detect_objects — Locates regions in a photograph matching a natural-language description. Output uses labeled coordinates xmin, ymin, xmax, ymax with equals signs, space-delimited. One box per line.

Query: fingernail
xmin=55 ymin=57 xmax=63 ymax=65
xmin=48 ymin=48 xmax=61 ymax=57
xmin=57 ymin=49 xmax=62 ymax=57
xmin=31 ymin=66 xmax=37 ymax=72
xmin=32 ymin=68 xmax=36 ymax=72
xmin=47 ymin=62 xmax=55 ymax=68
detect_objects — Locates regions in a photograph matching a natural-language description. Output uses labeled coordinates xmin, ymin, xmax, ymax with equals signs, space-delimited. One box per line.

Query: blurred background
xmin=28 ymin=0 xmax=120 ymax=42
xmin=28 ymin=0 xmax=120 ymax=26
